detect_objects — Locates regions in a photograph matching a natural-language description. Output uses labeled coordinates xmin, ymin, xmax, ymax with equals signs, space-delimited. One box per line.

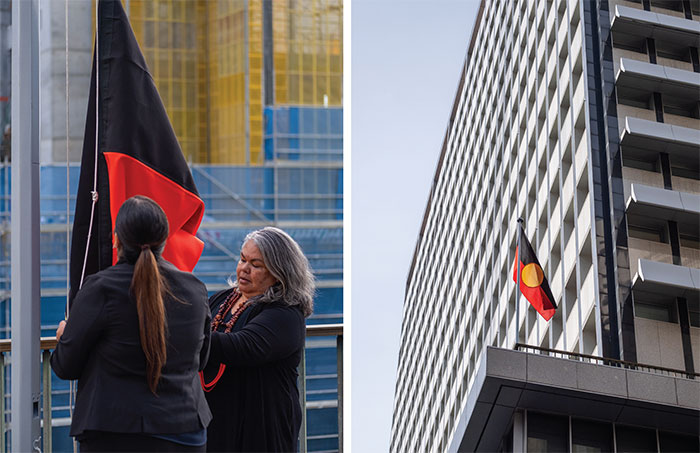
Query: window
xmin=659 ymin=431 xmax=700 ymax=452
xmin=616 ymin=425 xmax=658 ymax=452
xmin=623 ymin=155 xmax=659 ymax=173
xmin=572 ymin=418 xmax=613 ymax=453
xmin=634 ymin=300 xmax=677 ymax=323
xmin=671 ymin=164 xmax=700 ymax=181
xmin=688 ymin=299 xmax=700 ymax=328
xmin=527 ymin=412 xmax=569 ymax=452
xmin=628 ymin=224 xmax=665 ymax=243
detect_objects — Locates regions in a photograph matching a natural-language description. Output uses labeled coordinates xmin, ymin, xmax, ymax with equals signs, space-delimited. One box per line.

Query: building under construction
xmin=0 ymin=1 xmax=343 ymax=451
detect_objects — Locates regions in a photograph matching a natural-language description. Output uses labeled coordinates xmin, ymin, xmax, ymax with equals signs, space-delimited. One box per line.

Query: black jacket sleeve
xmin=210 ymin=305 xmax=304 ymax=367
xmin=50 ymin=276 xmax=106 ymax=380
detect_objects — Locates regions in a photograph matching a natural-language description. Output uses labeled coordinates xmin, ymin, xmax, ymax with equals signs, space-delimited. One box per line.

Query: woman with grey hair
xmin=200 ymin=227 xmax=314 ymax=452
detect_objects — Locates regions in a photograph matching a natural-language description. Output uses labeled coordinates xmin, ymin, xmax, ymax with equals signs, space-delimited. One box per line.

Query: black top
xmin=203 ymin=288 xmax=305 ymax=452
xmin=51 ymin=260 xmax=212 ymax=438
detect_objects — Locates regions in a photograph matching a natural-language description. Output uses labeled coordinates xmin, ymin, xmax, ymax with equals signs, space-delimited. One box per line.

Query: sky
xmin=351 ymin=0 xmax=480 ymax=450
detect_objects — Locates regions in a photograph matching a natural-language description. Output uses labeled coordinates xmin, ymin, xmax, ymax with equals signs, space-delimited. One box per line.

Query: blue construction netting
xmin=264 ymin=107 xmax=342 ymax=162
xmin=0 ymin=104 xmax=343 ymax=451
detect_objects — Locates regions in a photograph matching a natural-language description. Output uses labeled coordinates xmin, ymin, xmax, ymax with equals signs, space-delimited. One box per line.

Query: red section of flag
xmin=103 ymin=152 xmax=204 ymax=271
xmin=512 ymin=241 xmax=557 ymax=321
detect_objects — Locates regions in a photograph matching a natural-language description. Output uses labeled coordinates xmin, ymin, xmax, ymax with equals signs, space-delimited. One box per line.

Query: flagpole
xmin=516 ymin=218 xmax=523 ymax=346
xmin=10 ymin=0 xmax=41 ymax=449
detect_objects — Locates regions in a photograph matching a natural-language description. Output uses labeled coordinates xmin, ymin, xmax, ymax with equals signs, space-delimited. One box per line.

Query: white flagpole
xmin=516 ymin=218 xmax=523 ymax=346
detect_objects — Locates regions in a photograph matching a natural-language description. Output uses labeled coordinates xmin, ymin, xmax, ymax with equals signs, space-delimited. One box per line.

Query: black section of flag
xmin=69 ymin=0 xmax=203 ymax=304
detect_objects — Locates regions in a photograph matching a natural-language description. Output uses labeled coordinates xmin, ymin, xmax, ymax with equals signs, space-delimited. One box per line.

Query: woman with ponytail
xmin=51 ymin=196 xmax=212 ymax=452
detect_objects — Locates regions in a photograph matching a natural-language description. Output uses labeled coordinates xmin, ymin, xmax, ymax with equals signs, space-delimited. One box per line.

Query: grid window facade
xmin=391 ymin=0 xmax=597 ymax=450
xmin=392 ymin=0 xmax=700 ymax=450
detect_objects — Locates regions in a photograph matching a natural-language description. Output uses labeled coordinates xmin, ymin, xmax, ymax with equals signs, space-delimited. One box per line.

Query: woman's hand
xmin=56 ymin=320 xmax=67 ymax=342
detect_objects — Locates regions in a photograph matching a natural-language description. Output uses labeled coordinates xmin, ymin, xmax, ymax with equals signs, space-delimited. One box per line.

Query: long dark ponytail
xmin=114 ymin=195 xmax=169 ymax=394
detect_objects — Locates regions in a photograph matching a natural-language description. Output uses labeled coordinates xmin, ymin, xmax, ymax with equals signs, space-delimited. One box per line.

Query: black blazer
xmin=203 ymin=289 xmax=305 ymax=452
xmin=51 ymin=260 xmax=212 ymax=438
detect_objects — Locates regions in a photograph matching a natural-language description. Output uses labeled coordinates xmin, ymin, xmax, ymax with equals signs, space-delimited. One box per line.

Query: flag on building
xmin=512 ymin=225 xmax=557 ymax=321
xmin=69 ymin=0 xmax=204 ymax=302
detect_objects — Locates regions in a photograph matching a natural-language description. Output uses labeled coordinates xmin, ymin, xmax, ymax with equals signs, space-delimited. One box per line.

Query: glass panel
xmin=572 ymin=418 xmax=613 ymax=453
xmin=616 ymin=425 xmax=658 ymax=453
xmin=658 ymin=431 xmax=700 ymax=452
xmin=527 ymin=412 xmax=568 ymax=452
xmin=635 ymin=302 xmax=674 ymax=323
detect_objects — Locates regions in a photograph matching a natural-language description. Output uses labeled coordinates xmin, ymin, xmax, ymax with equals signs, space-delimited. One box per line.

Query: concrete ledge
xmin=627 ymin=368 xmax=679 ymax=405
xmin=612 ymin=5 xmax=700 ymax=47
xmin=617 ymin=58 xmax=700 ymax=99
xmin=449 ymin=347 xmax=700 ymax=453
xmin=620 ymin=117 xmax=700 ymax=163
xmin=626 ymin=183 xmax=700 ymax=228
xmin=633 ymin=258 xmax=700 ymax=299
xmin=576 ymin=360 xmax=628 ymax=398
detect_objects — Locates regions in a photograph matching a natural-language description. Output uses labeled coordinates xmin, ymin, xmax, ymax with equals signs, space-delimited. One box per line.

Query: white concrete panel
xmin=657 ymin=320 xmax=686 ymax=370
xmin=635 ymin=317 xmax=663 ymax=367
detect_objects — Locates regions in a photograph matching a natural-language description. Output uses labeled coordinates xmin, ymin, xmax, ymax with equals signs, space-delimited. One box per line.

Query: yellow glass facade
xmin=124 ymin=0 xmax=207 ymax=162
xmin=273 ymin=0 xmax=343 ymax=106
xmin=107 ymin=0 xmax=342 ymax=164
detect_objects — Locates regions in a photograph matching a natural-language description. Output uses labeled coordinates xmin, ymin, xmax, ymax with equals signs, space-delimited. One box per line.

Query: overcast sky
xmin=351 ymin=0 xmax=480 ymax=450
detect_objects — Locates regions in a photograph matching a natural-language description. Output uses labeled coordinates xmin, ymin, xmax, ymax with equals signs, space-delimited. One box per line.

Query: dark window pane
xmin=527 ymin=412 xmax=568 ymax=453
xmin=659 ymin=431 xmax=700 ymax=453
xmin=616 ymin=425 xmax=657 ymax=453
xmin=572 ymin=418 xmax=613 ymax=453
xmin=499 ymin=423 xmax=514 ymax=453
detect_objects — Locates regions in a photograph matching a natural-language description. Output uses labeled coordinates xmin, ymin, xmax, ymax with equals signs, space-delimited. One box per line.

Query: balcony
xmin=626 ymin=183 xmax=700 ymax=229
xmin=632 ymin=258 xmax=700 ymax=302
xmin=619 ymin=117 xmax=700 ymax=165
xmin=629 ymin=237 xmax=673 ymax=278
xmin=0 ymin=324 xmax=344 ymax=453
xmin=610 ymin=3 xmax=700 ymax=45
xmin=616 ymin=58 xmax=700 ymax=101
xmin=612 ymin=47 xmax=697 ymax=73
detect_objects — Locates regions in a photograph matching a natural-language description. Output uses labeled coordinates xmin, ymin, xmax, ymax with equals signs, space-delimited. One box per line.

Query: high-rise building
xmin=0 ymin=1 xmax=342 ymax=451
xmin=391 ymin=0 xmax=699 ymax=451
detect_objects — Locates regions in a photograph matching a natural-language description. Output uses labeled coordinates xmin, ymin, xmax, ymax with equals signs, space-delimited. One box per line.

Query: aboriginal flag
xmin=69 ymin=0 xmax=204 ymax=302
xmin=512 ymin=226 xmax=557 ymax=321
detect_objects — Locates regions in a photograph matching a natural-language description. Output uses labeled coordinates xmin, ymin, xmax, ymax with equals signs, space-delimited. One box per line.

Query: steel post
xmin=10 ymin=0 xmax=41 ymax=450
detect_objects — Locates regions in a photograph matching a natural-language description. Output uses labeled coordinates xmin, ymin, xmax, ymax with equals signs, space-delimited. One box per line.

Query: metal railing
xmin=0 ymin=337 xmax=57 ymax=453
xmin=0 ymin=324 xmax=343 ymax=453
xmin=300 ymin=323 xmax=343 ymax=453
xmin=515 ymin=343 xmax=700 ymax=379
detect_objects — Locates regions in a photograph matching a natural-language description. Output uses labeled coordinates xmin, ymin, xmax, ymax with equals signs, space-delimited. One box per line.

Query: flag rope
xmin=78 ymin=0 xmax=101 ymax=292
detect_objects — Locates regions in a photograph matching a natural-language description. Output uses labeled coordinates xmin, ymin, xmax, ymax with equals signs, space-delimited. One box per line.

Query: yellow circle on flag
xmin=522 ymin=263 xmax=544 ymax=288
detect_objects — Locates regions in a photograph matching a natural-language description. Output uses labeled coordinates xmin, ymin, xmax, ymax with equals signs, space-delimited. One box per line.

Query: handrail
xmin=515 ymin=343 xmax=700 ymax=379
xmin=0 ymin=337 xmax=57 ymax=353
xmin=0 ymin=325 xmax=344 ymax=453
xmin=306 ymin=323 xmax=343 ymax=337
xmin=0 ymin=325 xmax=341 ymax=351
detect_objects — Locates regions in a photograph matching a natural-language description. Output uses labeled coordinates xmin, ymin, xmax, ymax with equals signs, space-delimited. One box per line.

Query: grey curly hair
xmin=229 ymin=227 xmax=315 ymax=317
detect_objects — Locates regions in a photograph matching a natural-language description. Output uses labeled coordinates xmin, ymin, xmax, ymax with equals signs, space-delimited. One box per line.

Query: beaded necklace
xmin=199 ymin=289 xmax=251 ymax=392
xmin=211 ymin=289 xmax=250 ymax=333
